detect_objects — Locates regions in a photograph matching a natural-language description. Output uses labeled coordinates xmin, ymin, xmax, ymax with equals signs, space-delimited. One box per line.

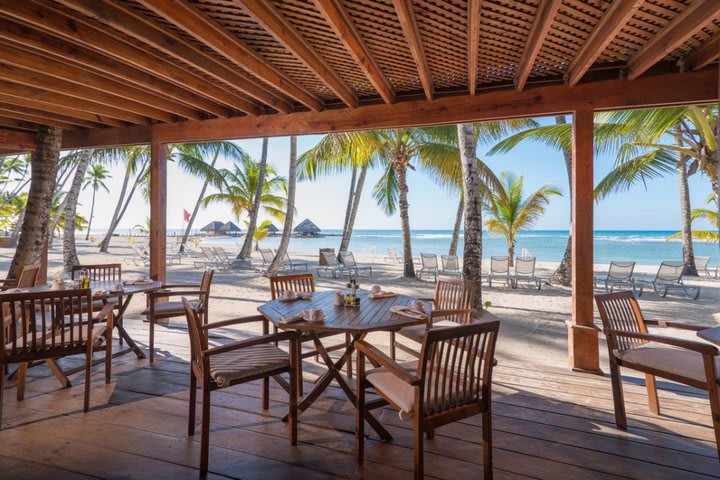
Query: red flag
xmin=183 ymin=209 xmax=191 ymax=222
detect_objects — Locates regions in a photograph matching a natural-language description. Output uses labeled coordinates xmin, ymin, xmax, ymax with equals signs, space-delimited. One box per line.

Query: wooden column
xmin=149 ymin=139 xmax=167 ymax=283
xmin=568 ymin=109 xmax=602 ymax=374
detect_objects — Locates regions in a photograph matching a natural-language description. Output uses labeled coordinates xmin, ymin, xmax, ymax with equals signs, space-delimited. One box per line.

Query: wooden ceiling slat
xmin=515 ymin=0 xmax=562 ymax=91
xmin=467 ymin=0 xmax=482 ymax=94
xmin=392 ymin=0 xmax=434 ymax=100
xmin=313 ymin=0 xmax=395 ymax=103
xmin=0 ymin=129 xmax=35 ymax=151
xmin=0 ymin=117 xmax=39 ymax=133
xmin=0 ymin=104 xmax=94 ymax=131
xmin=237 ymin=0 xmax=358 ymax=108
xmin=686 ymin=34 xmax=720 ymax=71
xmin=0 ymin=94 xmax=111 ymax=129
xmin=628 ymin=0 xmax=720 ymax=80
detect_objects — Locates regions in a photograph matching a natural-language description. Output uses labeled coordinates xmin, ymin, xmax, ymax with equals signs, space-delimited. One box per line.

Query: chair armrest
xmin=162 ymin=283 xmax=201 ymax=288
xmin=430 ymin=308 xmax=477 ymax=319
xmin=612 ymin=330 xmax=719 ymax=356
xmin=148 ymin=289 xmax=207 ymax=299
xmin=204 ymin=330 xmax=298 ymax=357
xmin=356 ymin=341 xmax=421 ymax=386
xmin=201 ymin=315 xmax=267 ymax=330
xmin=644 ymin=320 xmax=708 ymax=331
xmin=417 ymin=297 xmax=435 ymax=303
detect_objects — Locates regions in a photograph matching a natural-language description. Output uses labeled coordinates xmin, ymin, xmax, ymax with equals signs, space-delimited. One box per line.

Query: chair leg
xmin=188 ymin=371 xmax=197 ymax=436
xmin=645 ymin=374 xmax=660 ymax=415
xmin=105 ymin=328 xmax=112 ymax=385
xmin=482 ymin=408 xmax=493 ymax=479
xmin=345 ymin=333 xmax=353 ymax=378
xmin=16 ymin=362 xmax=28 ymax=401
xmin=356 ymin=352 xmax=365 ymax=465
xmin=262 ymin=377 xmax=269 ymax=410
xmin=200 ymin=386 xmax=211 ymax=477
xmin=609 ymin=360 xmax=627 ymax=429
xmin=0 ymin=361 xmax=4 ymax=430
xmin=149 ymin=317 xmax=155 ymax=364
xmin=289 ymin=341 xmax=298 ymax=445
xmin=426 ymin=428 xmax=434 ymax=440
xmin=390 ymin=332 xmax=396 ymax=360
xmin=83 ymin=351 xmax=92 ymax=413
xmin=708 ymin=382 xmax=720 ymax=462
xmin=413 ymin=415 xmax=424 ymax=480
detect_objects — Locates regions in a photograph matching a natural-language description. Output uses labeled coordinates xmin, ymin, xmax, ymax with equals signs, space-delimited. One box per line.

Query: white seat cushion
xmin=209 ymin=344 xmax=289 ymax=388
xmin=397 ymin=320 xmax=457 ymax=342
xmin=616 ymin=342 xmax=720 ymax=385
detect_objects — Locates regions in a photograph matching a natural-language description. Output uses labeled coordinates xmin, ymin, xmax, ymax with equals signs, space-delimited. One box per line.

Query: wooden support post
xmin=149 ymin=139 xmax=167 ymax=284
xmin=568 ymin=109 xmax=602 ymax=375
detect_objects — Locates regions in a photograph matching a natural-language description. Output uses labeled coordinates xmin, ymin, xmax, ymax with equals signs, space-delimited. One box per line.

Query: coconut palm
xmin=484 ymin=172 xmax=561 ymax=266
xmin=0 ymin=155 xmax=30 ymax=202
xmin=238 ymin=138 xmax=268 ymax=260
xmin=245 ymin=219 xmax=273 ymax=250
xmin=83 ymin=164 xmax=111 ymax=240
xmin=62 ymin=149 xmax=93 ymax=272
xmin=268 ymin=136 xmax=297 ymax=276
xmin=668 ymin=196 xmax=719 ymax=243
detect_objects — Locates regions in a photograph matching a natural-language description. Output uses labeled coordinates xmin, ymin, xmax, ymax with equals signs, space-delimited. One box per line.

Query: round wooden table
xmin=258 ymin=290 xmax=425 ymax=440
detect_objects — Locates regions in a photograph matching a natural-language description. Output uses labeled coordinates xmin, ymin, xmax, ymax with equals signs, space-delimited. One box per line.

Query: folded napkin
xmin=390 ymin=305 xmax=427 ymax=321
xmin=298 ymin=292 xmax=312 ymax=300
xmin=368 ymin=291 xmax=397 ymax=299
xmin=93 ymin=289 xmax=108 ymax=297
xmin=1 ymin=288 xmax=22 ymax=294
xmin=124 ymin=279 xmax=153 ymax=285
xmin=279 ymin=313 xmax=305 ymax=324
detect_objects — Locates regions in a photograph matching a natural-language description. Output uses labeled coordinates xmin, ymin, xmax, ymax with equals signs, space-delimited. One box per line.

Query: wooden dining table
xmin=258 ymin=290 xmax=426 ymax=440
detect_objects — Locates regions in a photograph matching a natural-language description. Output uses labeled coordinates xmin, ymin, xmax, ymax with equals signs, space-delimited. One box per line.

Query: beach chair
xmin=595 ymin=291 xmax=720 ymax=462
xmin=417 ymin=253 xmax=439 ymax=281
xmin=439 ymin=255 xmax=463 ymax=278
xmin=711 ymin=259 xmax=720 ymax=279
xmin=487 ymin=256 xmax=511 ymax=287
xmin=638 ymin=261 xmax=700 ymax=299
xmin=594 ymin=261 xmax=642 ymax=296
xmin=195 ymin=247 xmax=220 ymax=269
xmin=129 ymin=243 xmax=150 ymax=267
xmin=695 ymin=256 xmax=712 ymax=277
xmin=258 ymin=248 xmax=276 ymax=274
xmin=384 ymin=248 xmax=403 ymax=264
xmin=317 ymin=251 xmax=344 ymax=278
xmin=339 ymin=251 xmax=372 ymax=277
xmin=283 ymin=251 xmax=308 ymax=272
xmin=512 ymin=256 xmax=542 ymax=289
xmin=212 ymin=247 xmax=236 ymax=271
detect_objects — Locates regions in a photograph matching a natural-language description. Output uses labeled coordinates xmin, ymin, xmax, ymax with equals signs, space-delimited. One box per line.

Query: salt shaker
xmin=334 ymin=290 xmax=344 ymax=306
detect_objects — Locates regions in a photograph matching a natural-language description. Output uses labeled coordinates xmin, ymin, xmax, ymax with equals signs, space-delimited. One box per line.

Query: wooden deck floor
xmin=1 ymin=320 xmax=719 ymax=480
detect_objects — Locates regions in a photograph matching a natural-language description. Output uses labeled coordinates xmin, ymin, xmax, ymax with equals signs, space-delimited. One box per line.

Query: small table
xmin=698 ymin=326 xmax=720 ymax=346
xmin=258 ymin=290 xmax=425 ymax=440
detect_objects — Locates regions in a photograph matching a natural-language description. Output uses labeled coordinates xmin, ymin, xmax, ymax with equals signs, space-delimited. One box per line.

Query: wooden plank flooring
xmin=1 ymin=319 xmax=719 ymax=479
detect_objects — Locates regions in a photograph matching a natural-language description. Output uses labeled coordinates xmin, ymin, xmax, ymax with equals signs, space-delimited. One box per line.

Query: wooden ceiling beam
xmin=0 ymin=1 xmax=240 ymax=118
xmin=0 ymin=129 xmax=36 ymax=151
xmin=62 ymin=69 xmax=717 ymax=149
xmin=237 ymin=0 xmax=358 ymax=108
xmin=0 ymin=117 xmax=39 ymax=133
xmin=0 ymin=41 xmax=201 ymax=121
xmin=686 ymin=34 xmax=720 ymax=71
xmin=0 ymin=18 xmax=226 ymax=118
xmin=0 ymin=105 xmax=88 ymax=131
xmin=628 ymin=0 xmax=720 ymax=80
xmin=392 ymin=0 xmax=434 ymax=100
xmin=467 ymin=0 xmax=482 ymax=95
xmin=515 ymin=0 xmax=563 ymax=91
xmin=566 ymin=0 xmax=644 ymax=86
xmin=137 ymin=0 xmax=323 ymax=112
xmin=312 ymin=0 xmax=394 ymax=104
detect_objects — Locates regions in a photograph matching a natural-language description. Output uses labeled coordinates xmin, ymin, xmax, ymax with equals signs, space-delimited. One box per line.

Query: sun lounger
xmin=594 ymin=261 xmax=642 ymax=296
xmin=317 ymin=251 xmax=345 ymax=278
xmin=384 ymin=248 xmax=403 ymax=264
xmin=340 ymin=251 xmax=372 ymax=277
xmin=283 ymin=251 xmax=308 ymax=272
xmin=212 ymin=247 xmax=237 ymax=271
xmin=487 ymin=256 xmax=511 ymax=287
xmin=439 ymin=255 xmax=462 ymax=278
xmin=129 ymin=243 xmax=150 ymax=267
xmin=637 ymin=261 xmax=700 ymax=299
xmin=195 ymin=246 xmax=220 ymax=268
xmin=695 ymin=256 xmax=713 ymax=277
xmin=257 ymin=248 xmax=276 ymax=274
xmin=513 ymin=256 xmax=541 ymax=289
xmin=417 ymin=253 xmax=439 ymax=281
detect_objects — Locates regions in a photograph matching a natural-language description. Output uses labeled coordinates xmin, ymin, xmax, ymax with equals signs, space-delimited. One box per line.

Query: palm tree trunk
xmin=63 ymin=149 xmax=93 ymax=272
xmin=449 ymin=195 xmax=463 ymax=256
xmin=678 ymin=157 xmax=698 ymax=275
xmin=100 ymin=160 xmax=148 ymax=252
xmin=551 ymin=114 xmax=573 ymax=286
xmin=395 ymin=161 xmax=415 ymax=278
xmin=268 ymin=136 xmax=297 ymax=275
xmin=10 ymin=208 xmax=25 ymax=248
xmin=100 ymin=163 xmax=132 ymax=252
xmin=48 ymin=195 xmax=69 ymax=246
xmin=339 ymin=163 xmax=367 ymax=258
xmin=7 ymin=126 xmax=61 ymax=280
xmin=239 ymin=137 xmax=268 ymax=259
xmin=181 ymin=148 xmax=221 ymax=253
xmin=508 ymin=240 xmax=515 ymax=267
xmin=457 ymin=123 xmax=483 ymax=312
xmin=85 ymin=188 xmax=96 ymax=241
xmin=339 ymin=166 xmax=357 ymax=256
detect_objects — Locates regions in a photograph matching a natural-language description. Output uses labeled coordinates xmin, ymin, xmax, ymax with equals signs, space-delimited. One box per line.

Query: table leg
xmin=113 ymin=294 xmax=146 ymax=359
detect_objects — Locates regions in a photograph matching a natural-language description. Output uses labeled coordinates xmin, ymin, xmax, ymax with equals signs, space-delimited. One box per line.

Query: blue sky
xmin=80 ymin=115 xmax=715 ymax=233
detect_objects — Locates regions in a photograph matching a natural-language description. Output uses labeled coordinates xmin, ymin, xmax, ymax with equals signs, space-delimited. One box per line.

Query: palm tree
xmin=669 ymin=196 xmax=719 ymax=243
xmin=172 ymin=141 xmax=247 ymax=252
xmin=83 ymin=164 xmax=111 ymax=240
xmin=268 ymin=136 xmax=297 ymax=276
xmin=245 ymin=219 xmax=272 ymax=250
xmin=484 ymin=172 xmax=561 ymax=266
xmin=238 ymin=137 xmax=268 ymax=259
xmin=63 ymin=148 xmax=93 ymax=272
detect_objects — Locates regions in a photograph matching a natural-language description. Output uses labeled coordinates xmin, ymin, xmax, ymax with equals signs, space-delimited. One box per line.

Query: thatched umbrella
xmin=220 ymin=221 xmax=242 ymax=235
xmin=200 ymin=221 xmax=224 ymax=235
xmin=293 ymin=218 xmax=321 ymax=236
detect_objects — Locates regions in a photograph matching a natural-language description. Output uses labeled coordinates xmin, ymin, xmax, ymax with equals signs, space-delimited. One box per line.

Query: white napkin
xmin=279 ymin=313 xmax=305 ymax=324
xmin=390 ymin=305 xmax=427 ymax=320
xmin=369 ymin=291 xmax=397 ymax=299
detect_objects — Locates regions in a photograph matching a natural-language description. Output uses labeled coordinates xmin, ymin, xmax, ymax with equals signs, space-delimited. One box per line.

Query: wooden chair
xmin=1 ymin=263 xmax=41 ymax=292
xmin=0 ymin=289 xmax=115 ymax=429
xmin=390 ymin=278 xmax=477 ymax=359
xmin=143 ymin=269 xmax=214 ymax=363
xmin=595 ymin=291 xmax=720 ymax=461
xmin=71 ymin=263 xmax=122 ymax=282
xmin=269 ymin=274 xmax=352 ymax=393
xmin=357 ymin=320 xmax=500 ymax=479
xmin=180 ymin=297 xmax=300 ymax=477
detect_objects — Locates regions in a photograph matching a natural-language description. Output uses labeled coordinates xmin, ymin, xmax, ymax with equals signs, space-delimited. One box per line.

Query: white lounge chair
xmin=383 ymin=248 xmax=403 ymax=264
xmin=487 ymin=256 xmax=511 ymax=287
xmin=129 ymin=243 xmax=150 ymax=267
xmin=258 ymin=248 xmax=275 ymax=274
xmin=340 ymin=251 xmax=372 ymax=277
xmin=417 ymin=253 xmax=439 ymax=281
xmin=212 ymin=247 xmax=236 ymax=271
xmin=196 ymin=246 xmax=220 ymax=269
xmin=513 ymin=256 xmax=541 ymax=290
xmin=695 ymin=256 xmax=712 ymax=277
xmin=594 ymin=261 xmax=642 ymax=296
xmin=317 ymin=251 xmax=345 ymax=278
xmin=637 ymin=261 xmax=700 ymax=299
xmin=439 ymin=255 xmax=462 ymax=278
xmin=283 ymin=251 xmax=308 ymax=272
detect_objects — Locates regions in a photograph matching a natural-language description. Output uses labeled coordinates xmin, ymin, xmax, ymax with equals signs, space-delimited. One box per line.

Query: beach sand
xmin=2 ymin=236 xmax=719 ymax=374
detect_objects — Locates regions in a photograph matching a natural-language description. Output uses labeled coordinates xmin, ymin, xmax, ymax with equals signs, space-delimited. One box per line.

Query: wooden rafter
xmin=515 ymin=0 xmax=563 ymax=92
xmin=686 ymin=34 xmax=720 ymax=71
xmin=566 ymin=0 xmax=644 ymax=86
xmin=0 ymin=117 xmax=39 ymax=133
xmin=0 ymin=105 xmax=90 ymax=131
xmin=313 ymin=0 xmax=394 ymax=104
xmin=0 ymin=93 xmax=116 ymax=129
xmin=467 ymin=0 xmax=482 ymax=95
xmin=137 ymin=0 xmax=323 ymax=112
xmin=628 ymin=0 xmax=720 ymax=80
xmin=236 ymin=0 xmax=358 ymax=108
xmin=392 ymin=0 xmax=434 ymax=101
xmin=0 ymin=129 xmax=35 ymax=150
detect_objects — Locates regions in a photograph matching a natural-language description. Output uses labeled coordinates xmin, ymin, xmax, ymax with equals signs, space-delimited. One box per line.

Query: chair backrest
xmin=340 ymin=252 xmax=357 ymax=267
xmin=433 ymin=278 xmax=476 ymax=324
xmin=695 ymin=256 xmax=711 ymax=271
xmin=321 ymin=251 xmax=339 ymax=266
xmin=198 ymin=269 xmax=214 ymax=309
xmin=388 ymin=248 xmax=397 ymax=258
xmin=181 ymin=297 xmax=208 ymax=379
xmin=595 ymin=291 xmax=647 ymax=351
xmin=72 ymin=263 xmax=122 ymax=282
xmin=283 ymin=251 xmax=293 ymax=263
xmin=1 ymin=289 xmax=95 ymax=361
xmin=441 ymin=255 xmax=459 ymax=272
xmin=421 ymin=253 xmax=438 ymax=269
xmin=269 ymin=273 xmax=315 ymax=300
xmin=490 ymin=256 xmax=509 ymax=274
xmin=514 ymin=256 xmax=536 ymax=275
xmin=607 ymin=261 xmax=635 ymax=281
xmin=656 ymin=261 xmax=684 ymax=282
xmin=16 ymin=264 xmax=41 ymax=288
xmin=259 ymin=248 xmax=275 ymax=264
xmin=417 ymin=320 xmax=499 ymax=417
xmin=212 ymin=247 xmax=229 ymax=261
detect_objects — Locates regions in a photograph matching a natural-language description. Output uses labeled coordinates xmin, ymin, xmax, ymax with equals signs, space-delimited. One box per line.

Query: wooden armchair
xmin=1 ymin=263 xmax=41 ymax=291
xmin=390 ymin=278 xmax=477 ymax=359
xmin=180 ymin=298 xmax=300 ymax=477
xmin=595 ymin=291 xmax=720 ymax=461
xmin=0 ymin=289 xmax=114 ymax=429
xmin=357 ymin=320 xmax=500 ymax=479
xmin=143 ymin=269 xmax=214 ymax=363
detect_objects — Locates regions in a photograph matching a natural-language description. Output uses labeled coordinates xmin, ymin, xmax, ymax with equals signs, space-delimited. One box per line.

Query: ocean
xmin=162 ymin=229 xmax=720 ymax=266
